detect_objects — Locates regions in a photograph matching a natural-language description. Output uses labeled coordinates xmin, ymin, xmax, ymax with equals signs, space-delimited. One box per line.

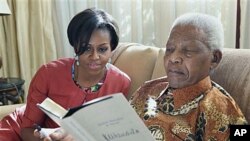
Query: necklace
xmin=157 ymin=87 xmax=213 ymax=115
xmin=71 ymin=61 xmax=106 ymax=93
xmin=143 ymin=86 xmax=213 ymax=120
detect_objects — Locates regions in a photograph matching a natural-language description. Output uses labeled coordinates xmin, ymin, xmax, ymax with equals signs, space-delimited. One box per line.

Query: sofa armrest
xmin=0 ymin=104 xmax=25 ymax=120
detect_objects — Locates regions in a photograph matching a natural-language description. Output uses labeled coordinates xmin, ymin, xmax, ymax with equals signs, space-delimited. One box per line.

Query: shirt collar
xmin=171 ymin=76 xmax=212 ymax=109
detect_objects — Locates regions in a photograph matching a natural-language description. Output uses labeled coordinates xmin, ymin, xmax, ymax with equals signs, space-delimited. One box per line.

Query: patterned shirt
xmin=130 ymin=76 xmax=247 ymax=141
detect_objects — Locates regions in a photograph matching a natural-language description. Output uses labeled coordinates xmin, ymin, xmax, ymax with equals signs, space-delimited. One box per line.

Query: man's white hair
xmin=171 ymin=13 xmax=224 ymax=51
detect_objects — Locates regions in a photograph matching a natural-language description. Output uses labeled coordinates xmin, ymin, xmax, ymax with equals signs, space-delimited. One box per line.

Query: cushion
xmin=151 ymin=48 xmax=166 ymax=79
xmin=211 ymin=48 xmax=250 ymax=122
xmin=112 ymin=43 xmax=159 ymax=98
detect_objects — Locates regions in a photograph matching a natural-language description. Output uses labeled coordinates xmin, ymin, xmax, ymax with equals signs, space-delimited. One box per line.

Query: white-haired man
xmin=130 ymin=13 xmax=247 ymax=141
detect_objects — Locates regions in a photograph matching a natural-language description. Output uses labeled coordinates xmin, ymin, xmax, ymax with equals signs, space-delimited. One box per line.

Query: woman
xmin=0 ymin=8 xmax=131 ymax=141
xmin=130 ymin=13 xmax=247 ymax=141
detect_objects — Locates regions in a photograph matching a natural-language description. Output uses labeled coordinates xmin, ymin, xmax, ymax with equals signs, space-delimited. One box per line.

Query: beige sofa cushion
xmin=0 ymin=104 xmax=24 ymax=120
xmin=151 ymin=48 xmax=166 ymax=79
xmin=112 ymin=43 xmax=159 ymax=98
xmin=211 ymin=48 xmax=250 ymax=122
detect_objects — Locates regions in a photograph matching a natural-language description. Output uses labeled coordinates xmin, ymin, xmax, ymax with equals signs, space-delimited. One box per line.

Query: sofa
xmin=1 ymin=42 xmax=250 ymax=123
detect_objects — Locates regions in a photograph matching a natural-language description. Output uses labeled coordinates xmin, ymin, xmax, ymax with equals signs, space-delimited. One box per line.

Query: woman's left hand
xmin=34 ymin=127 xmax=75 ymax=141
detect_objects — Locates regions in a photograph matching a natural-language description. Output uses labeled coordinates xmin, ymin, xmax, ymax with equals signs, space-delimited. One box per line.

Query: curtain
xmin=240 ymin=0 xmax=250 ymax=49
xmin=0 ymin=0 xmax=57 ymax=96
xmin=52 ymin=0 xmax=237 ymax=50
xmin=0 ymin=0 xmax=240 ymax=99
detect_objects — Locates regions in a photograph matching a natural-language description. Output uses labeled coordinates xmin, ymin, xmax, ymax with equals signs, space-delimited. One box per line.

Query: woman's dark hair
xmin=67 ymin=8 xmax=119 ymax=55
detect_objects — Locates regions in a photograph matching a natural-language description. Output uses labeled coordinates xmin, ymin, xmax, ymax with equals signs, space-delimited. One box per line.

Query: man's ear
xmin=210 ymin=49 xmax=222 ymax=69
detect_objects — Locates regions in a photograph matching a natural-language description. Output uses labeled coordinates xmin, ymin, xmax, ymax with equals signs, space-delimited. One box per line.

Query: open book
xmin=37 ymin=93 xmax=155 ymax=141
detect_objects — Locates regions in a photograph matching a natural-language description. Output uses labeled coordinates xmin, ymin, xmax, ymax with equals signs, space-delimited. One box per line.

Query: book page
xmin=61 ymin=93 xmax=155 ymax=141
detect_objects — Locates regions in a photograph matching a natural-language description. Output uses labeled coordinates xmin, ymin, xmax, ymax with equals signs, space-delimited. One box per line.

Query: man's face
xmin=164 ymin=25 xmax=213 ymax=88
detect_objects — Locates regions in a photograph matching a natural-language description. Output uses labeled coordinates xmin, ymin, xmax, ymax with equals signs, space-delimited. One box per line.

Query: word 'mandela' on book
xmin=102 ymin=128 xmax=140 ymax=141
xmin=230 ymin=125 xmax=250 ymax=141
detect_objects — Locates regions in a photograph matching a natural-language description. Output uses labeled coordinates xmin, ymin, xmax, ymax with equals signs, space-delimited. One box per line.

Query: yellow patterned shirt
xmin=130 ymin=76 xmax=247 ymax=141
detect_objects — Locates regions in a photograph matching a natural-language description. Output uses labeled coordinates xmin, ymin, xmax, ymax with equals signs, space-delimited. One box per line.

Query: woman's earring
xmin=108 ymin=58 xmax=112 ymax=64
xmin=75 ymin=55 xmax=79 ymax=66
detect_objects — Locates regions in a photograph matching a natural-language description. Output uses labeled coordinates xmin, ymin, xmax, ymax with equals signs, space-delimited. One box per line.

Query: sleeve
xmin=21 ymin=65 xmax=50 ymax=128
xmin=108 ymin=64 xmax=131 ymax=98
xmin=120 ymin=75 xmax=131 ymax=98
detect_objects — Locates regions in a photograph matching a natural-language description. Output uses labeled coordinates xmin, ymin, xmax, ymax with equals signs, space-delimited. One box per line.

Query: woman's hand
xmin=34 ymin=127 xmax=75 ymax=141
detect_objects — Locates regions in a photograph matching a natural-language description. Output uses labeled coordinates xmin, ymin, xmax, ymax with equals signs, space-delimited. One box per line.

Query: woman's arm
xmin=20 ymin=66 xmax=50 ymax=140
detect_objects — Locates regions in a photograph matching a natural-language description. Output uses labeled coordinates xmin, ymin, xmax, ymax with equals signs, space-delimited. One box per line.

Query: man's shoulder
xmin=201 ymin=87 xmax=247 ymax=125
xmin=135 ymin=76 xmax=168 ymax=97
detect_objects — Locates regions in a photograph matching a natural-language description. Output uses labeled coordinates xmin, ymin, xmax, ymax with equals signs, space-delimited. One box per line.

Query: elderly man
xmin=130 ymin=13 xmax=247 ymax=141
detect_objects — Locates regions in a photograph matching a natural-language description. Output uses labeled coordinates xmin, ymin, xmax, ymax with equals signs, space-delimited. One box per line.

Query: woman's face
xmin=78 ymin=29 xmax=112 ymax=76
xmin=164 ymin=25 xmax=213 ymax=89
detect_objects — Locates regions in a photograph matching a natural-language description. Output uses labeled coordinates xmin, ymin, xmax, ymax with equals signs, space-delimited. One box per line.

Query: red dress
xmin=0 ymin=58 xmax=131 ymax=141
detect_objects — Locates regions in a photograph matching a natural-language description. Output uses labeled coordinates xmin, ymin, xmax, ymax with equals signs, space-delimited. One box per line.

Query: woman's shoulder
xmin=34 ymin=58 xmax=74 ymax=76
xmin=43 ymin=58 xmax=74 ymax=68
xmin=107 ymin=63 xmax=130 ymax=80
